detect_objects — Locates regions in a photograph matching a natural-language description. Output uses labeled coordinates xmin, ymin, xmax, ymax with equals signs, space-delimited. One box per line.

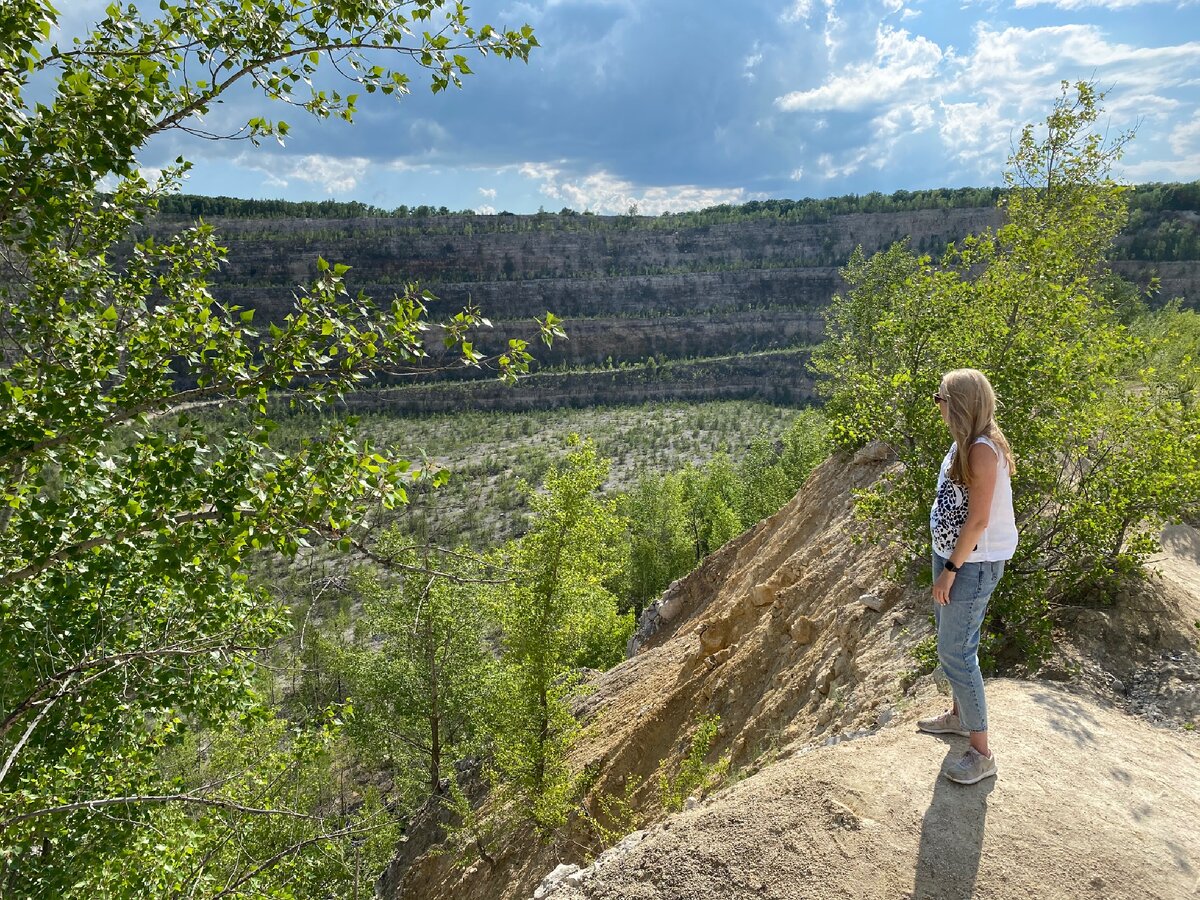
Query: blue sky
xmin=62 ymin=0 xmax=1200 ymax=213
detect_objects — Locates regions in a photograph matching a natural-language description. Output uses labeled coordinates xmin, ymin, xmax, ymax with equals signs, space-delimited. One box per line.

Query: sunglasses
xmin=933 ymin=391 xmax=947 ymax=404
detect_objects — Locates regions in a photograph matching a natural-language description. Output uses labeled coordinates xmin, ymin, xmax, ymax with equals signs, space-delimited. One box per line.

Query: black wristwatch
xmin=944 ymin=560 xmax=961 ymax=573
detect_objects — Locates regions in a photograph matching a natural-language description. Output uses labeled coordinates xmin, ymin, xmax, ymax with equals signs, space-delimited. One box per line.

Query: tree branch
xmin=206 ymin=820 xmax=387 ymax=900
xmin=0 ymin=643 xmax=262 ymax=742
xmin=0 ymin=793 xmax=323 ymax=832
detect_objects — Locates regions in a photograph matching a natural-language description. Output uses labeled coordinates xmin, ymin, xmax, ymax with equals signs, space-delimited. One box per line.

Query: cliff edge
xmin=545 ymin=678 xmax=1199 ymax=900
xmin=382 ymin=448 xmax=1200 ymax=900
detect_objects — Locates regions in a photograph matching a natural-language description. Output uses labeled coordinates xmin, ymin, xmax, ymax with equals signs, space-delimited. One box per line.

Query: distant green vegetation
xmin=156 ymin=184 xmax=1009 ymax=223
xmin=258 ymin=399 xmax=816 ymax=551
xmin=153 ymin=181 xmax=1200 ymax=263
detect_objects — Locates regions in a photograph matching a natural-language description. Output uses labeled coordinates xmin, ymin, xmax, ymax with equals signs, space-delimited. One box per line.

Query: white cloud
xmin=384 ymin=160 xmax=427 ymax=174
xmin=518 ymin=164 xmax=749 ymax=214
xmin=822 ymin=0 xmax=844 ymax=54
xmin=407 ymin=119 xmax=450 ymax=152
xmin=1123 ymin=116 xmax=1200 ymax=181
xmin=287 ymin=155 xmax=370 ymax=194
xmin=744 ymin=50 xmax=764 ymax=81
xmin=948 ymin=23 xmax=1200 ymax=174
xmin=233 ymin=153 xmax=371 ymax=194
xmin=875 ymin=101 xmax=935 ymax=136
xmin=1168 ymin=118 xmax=1200 ymax=157
xmin=1013 ymin=0 xmax=1196 ymax=8
xmin=816 ymin=150 xmax=868 ymax=179
xmin=138 ymin=166 xmax=167 ymax=187
xmin=776 ymin=26 xmax=944 ymax=111
xmin=475 ymin=204 xmax=497 ymax=215
xmin=773 ymin=14 xmax=1200 ymax=184
xmin=782 ymin=0 xmax=814 ymax=23
xmin=938 ymin=101 xmax=1020 ymax=171
xmin=478 ymin=187 xmax=497 ymax=199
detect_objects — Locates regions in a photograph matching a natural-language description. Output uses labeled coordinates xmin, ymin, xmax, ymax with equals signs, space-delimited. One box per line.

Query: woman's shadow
xmin=912 ymin=740 xmax=995 ymax=900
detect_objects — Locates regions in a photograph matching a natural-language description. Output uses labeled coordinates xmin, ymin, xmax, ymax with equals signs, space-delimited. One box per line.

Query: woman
xmin=918 ymin=368 xmax=1018 ymax=785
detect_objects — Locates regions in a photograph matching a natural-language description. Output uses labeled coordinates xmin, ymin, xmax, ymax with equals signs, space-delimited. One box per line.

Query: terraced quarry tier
xmin=146 ymin=200 xmax=1200 ymax=410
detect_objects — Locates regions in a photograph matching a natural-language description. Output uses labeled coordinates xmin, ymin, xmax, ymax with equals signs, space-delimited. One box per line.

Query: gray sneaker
xmin=917 ymin=710 xmax=970 ymax=737
xmin=944 ymin=747 xmax=997 ymax=784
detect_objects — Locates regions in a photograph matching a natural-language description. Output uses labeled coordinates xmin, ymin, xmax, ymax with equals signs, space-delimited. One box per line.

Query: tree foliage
xmin=334 ymin=533 xmax=494 ymax=807
xmin=0 ymin=1 xmax=545 ymax=894
xmin=484 ymin=436 xmax=632 ymax=832
xmin=811 ymin=82 xmax=1200 ymax=664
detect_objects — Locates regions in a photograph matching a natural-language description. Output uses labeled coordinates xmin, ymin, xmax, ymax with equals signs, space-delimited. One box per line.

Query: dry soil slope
xmin=386 ymin=447 xmax=1200 ymax=900
xmin=548 ymin=678 xmax=1200 ymax=900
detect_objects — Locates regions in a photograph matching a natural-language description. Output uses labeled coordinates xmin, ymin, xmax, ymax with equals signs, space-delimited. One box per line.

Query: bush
xmin=811 ymin=82 xmax=1200 ymax=666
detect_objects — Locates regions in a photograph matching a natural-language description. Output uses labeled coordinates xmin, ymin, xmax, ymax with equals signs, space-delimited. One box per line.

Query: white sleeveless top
xmin=929 ymin=435 xmax=1018 ymax=562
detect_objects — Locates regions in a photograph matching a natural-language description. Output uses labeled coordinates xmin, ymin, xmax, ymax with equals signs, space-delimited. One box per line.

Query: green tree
xmin=334 ymin=531 xmax=495 ymax=808
xmin=1133 ymin=300 xmax=1200 ymax=414
xmin=680 ymin=455 xmax=743 ymax=561
xmin=0 ymin=1 xmax=545 ymax=895
xmin=736 ymin=410 xmax=830 ymax=527
xmin=621 ymin=470 xmax=695 ymax=613
xmin=484 ymin=436 xmax=632 ymax=833
xmin=811 ymin=82 xmax=1200 ymax=663
xmin=134 ymin=708 xmax=398 ymax=899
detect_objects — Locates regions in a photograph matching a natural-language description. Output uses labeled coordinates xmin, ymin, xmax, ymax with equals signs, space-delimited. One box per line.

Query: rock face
xmin=141 ymin=206 xmax=1200 ymax=411
xmin=379 ymin=452 xmax=1200 ymax=900
xmin=339 ymin=348 xmax=817 ymax=415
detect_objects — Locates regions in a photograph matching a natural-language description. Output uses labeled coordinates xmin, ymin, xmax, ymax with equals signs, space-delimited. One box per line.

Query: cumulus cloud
xmin=137 ymin=166 xmax=167 ymax=187
xmin=781 ymin=0 xmax=814 ymax=23
xmin=744 ymin=49 xmax=764 ymax=81
xmin=948 ymin=23 xmax=1200 ymax=175
xmin=772 ymin=13 xmax=1200 ymax=184
xmin=1168 ymin=118 xmax=1200 ymax=157
xmin=1013 ymin=0 xmax=1195 ymax=8
xmin=287 ymin=155 xmax=371 ymax=193
xmin=233 ymin=153 xmax=371 ymax=194
xmin=776 ymin=26 xmax=944 ymax=111
xmin=518 ymin=164 xmax=749 ymax=214
xmin=478 ymin=187 xmax=497 ymax=199
xmin=1124 ymin=116 xmax=1200 ymax=180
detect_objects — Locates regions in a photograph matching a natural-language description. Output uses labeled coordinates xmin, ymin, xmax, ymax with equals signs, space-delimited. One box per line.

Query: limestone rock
xmin=852 ymin=441 xmax=892 ymax=464
xmin=704 ymin=646 xmax=734 ymax=670
xmin=700 ymin=618 xmax=733 ymax=653
xmin=790 ymin=615 xmax=817 ymax=644
xmin=858 ymin=591 xmax=886 ymax=612
xmin=532 ymin=863 xmax=580 ymax=899
xmin=658 ymin=585 xmax=684 ymax=620
xmin=751 ymin=583 xmax=776 ymax=607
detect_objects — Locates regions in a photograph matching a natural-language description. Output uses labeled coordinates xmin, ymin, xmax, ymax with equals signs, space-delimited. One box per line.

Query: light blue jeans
xmin=932 ymin=553 xmax=1005 ymax=733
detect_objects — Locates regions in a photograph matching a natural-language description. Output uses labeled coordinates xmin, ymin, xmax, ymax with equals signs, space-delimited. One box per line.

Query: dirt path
xmin=548 ymin=679 xmax=1200 ymax=900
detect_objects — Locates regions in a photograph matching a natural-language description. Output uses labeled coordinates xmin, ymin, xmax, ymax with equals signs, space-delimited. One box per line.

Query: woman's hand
xmin=933 ymin=568 xmax=956 ymax=605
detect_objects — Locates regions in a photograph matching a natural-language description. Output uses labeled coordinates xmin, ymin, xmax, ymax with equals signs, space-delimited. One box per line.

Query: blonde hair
xmin=940 ymin=368 xmax=1016 ymax=484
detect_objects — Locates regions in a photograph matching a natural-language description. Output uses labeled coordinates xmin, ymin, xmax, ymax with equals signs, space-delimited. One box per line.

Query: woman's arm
xmin=933 ymin=442 xmax=999 ymax=605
